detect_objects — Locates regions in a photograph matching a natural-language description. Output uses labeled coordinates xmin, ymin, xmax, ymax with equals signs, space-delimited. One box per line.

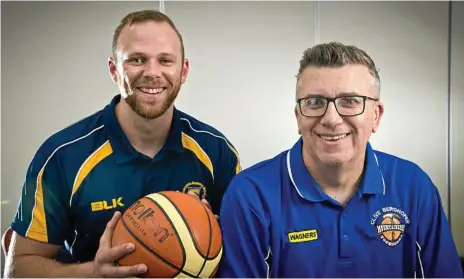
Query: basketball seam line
xmin=159 ymin=192 xmax=215 ymax=262
xmin=197 ymin=204 xmax=221 ymax=261
xmin=120 ymin=215 xmax=194 ymax=277
xmin=121 ymin=198 xmax=197 ymax=278
xmin=143 ymin=197 xmax=195 ymax=277
xmin=194 ymin=201 xmax=213 ymax=277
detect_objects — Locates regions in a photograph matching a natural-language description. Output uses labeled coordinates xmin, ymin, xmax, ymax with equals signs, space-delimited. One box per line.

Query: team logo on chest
xmin=182 ymin=181 xmax=207 ymax=199
xmin=371 ymin=206 xmax=410 ymax=247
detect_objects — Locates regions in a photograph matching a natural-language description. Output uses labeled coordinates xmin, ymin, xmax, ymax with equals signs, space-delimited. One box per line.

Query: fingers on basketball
xmin=101 ymin=211 xmax=122 ymax=247
xmin=186 ymin=191 xmax=212 ymax=211
xmin=111 ymin=191 xmax=222 ymax=278
xmin=101 ymin=263 xmax=146 ymax=278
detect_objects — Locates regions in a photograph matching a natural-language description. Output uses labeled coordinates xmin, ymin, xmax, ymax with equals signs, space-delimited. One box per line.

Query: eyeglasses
xmin=296 ymin=95 xmax=379 ymax=117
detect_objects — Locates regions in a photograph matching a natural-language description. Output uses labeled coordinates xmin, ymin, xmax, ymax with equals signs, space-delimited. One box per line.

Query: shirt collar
xmin=359 ymin=142 xmax=386 ymax=195
xmin=102 ymin=95 xmax=184 ymax=164
xmin=286 ymin=137 xmax=385 ymax=202
xmin=286 ymin=137 xmax=327 ymax=202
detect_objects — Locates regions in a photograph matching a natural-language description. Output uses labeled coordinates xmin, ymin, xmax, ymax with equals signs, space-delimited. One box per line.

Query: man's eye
xmin=160 ymin=58 xmax=173 ymax=64
xmin=339 ymin=97 xmax=363 ymax=107
xmin=130 ymin=58 xmax=143 ymax=64
xmin=306 ymin=98 xmax=325 ymax=107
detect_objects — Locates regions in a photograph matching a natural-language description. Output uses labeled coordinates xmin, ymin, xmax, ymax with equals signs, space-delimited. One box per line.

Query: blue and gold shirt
xmin=11 ymin=95 xmax=241 ymax=262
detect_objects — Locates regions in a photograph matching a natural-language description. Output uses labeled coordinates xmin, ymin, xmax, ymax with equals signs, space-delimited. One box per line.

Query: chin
xmin=318 ymin=153 xmax=353 ymax=166
xmin=135 ymin=105 xmax=171 ymax=119
xmin=127 ymin=94 xmax=176 ymax=119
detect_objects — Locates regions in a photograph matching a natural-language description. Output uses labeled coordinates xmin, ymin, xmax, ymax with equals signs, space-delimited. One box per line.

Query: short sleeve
xmin=415 ymin=173 xmax=463 ymax=278
xmin=11 ymin=140 xmax=72 ymax=246
xmin=210 ymin=138 xmax=241 ymax=215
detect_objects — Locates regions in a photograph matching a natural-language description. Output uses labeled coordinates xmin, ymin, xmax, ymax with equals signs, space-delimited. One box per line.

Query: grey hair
xmin=296 ymin=42 xmax=381 ymax=92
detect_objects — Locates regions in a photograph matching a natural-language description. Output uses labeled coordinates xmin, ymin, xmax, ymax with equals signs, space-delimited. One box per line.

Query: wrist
xmin=76 ymin=261 xmax=98 ymax=278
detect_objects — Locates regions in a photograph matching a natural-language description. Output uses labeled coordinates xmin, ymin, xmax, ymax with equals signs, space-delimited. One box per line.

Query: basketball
xmin=111 ymin=191 xmax=223 ymax=278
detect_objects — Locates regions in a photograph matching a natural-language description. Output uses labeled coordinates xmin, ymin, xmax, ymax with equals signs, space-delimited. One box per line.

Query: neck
xmin=115 ymin=101 xmax=173 ymax=158
xmin=303 ymin=149 xmax=365 ymax=204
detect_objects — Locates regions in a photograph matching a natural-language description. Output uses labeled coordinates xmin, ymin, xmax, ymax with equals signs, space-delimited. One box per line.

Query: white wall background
xmin=1 ymin=1 xmax=463 ymax=273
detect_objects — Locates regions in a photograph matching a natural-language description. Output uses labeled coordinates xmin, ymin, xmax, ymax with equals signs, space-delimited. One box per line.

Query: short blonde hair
xmin=112 ymin=9 xmax=185 ymax=61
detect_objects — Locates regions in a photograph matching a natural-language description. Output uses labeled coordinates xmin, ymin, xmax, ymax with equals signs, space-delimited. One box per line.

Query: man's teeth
xmin=320 ymin=134 xmax=348 ymax=141
xmin=139 ymin=88 xmax=164 ymax=94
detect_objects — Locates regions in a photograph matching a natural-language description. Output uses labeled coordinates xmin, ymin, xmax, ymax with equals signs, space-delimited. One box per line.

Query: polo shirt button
xmin=343 ymin=234 xmax=349 ymax=240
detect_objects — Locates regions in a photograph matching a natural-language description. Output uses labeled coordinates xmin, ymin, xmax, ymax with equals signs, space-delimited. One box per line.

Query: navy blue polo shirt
xmin=218 ymin=137 xmax=462 ymax=278
xmin=11 ymin=95 xmax=240 ymax=263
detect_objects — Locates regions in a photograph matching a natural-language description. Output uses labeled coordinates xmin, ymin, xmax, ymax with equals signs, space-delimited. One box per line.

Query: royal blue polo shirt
xmin=10 ymin=95 xmax=240 ymax=263
xmin=218 ymin=137 xmax=462 ymax=278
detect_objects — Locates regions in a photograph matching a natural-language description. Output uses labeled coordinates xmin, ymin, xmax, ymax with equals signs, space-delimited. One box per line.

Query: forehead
xmin=297 ymin=65 xmax=375 ymax=97
xmin=116 ymin=21 xmax=181 ymax=56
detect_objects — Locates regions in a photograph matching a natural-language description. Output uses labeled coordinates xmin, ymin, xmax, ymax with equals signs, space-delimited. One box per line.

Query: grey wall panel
xmin=451 ymin=1 xmax=464 ymax=257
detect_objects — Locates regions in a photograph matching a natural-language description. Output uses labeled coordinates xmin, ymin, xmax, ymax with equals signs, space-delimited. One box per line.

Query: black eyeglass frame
xmin=296 ymin=95 xmax=379 ymax=117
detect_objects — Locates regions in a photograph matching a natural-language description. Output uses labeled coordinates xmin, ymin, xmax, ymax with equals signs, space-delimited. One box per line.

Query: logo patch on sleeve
xmin=182 ymin=181 xmax=207 ymax=200
xmin=288 ymin=229 xmax=318 ymax=243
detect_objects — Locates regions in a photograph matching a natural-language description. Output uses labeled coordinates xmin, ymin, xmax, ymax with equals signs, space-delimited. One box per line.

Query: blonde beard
xmin=119 ymin=69 xmax=183 ymax=119
xmin=123 ymin=83 xmax=180 ymax=119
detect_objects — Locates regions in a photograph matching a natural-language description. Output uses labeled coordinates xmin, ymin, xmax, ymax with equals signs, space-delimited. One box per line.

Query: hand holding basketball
xmin=186 ymin=191 xmax=219 ymax=220
xmin=91 ymin=211 xmax=147 ymax=277
xmin=111 ymin=191 xmax=223 ymax=278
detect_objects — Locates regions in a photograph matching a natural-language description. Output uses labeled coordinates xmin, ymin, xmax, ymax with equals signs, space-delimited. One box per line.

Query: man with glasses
xmin=217 ymin=42 xmax=462 ymax=278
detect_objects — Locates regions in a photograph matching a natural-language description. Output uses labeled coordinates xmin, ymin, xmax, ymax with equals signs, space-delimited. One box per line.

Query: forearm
xmin=5 ymin=255 xmax=95 ymax=278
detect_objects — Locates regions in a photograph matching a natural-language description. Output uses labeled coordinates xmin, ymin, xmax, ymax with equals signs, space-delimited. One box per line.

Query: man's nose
xmin=320 ymin=102 xmax=344 ymax=126
xmin=143 ymin=60 xmax=161 ymax=78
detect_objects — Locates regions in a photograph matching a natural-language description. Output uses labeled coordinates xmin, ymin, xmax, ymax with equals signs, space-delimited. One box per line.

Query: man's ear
xmin=294 ymin=106 xmax=302 ymax=135
xmin=180 ymin=58 xmax=190 ymax=84
xmin=372 ymin=101 xmax=384 ymax=133
xmin=108 ymin=57 xmax=118 ymax=83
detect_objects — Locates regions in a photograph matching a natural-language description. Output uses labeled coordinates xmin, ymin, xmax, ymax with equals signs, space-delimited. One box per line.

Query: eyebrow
xmin=301 ymin=93 xmax=325 ymax=98
xmin=124 ymin=52 xmax=146 ymax=59
xmin=125 ymin=52 xmax=176 ymax=58
xmin=158 ymin=52 xmax=176 ymax=57
xmin=337 ymin=91 xmax=361 ymax=97
xmin=302 ymin=91 xmax=361 ymax=98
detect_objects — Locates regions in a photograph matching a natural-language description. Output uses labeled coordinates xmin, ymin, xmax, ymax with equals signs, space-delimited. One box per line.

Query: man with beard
xmin=4 ymin=10 xmax=240 ymax=278
xmin=217 ymin=42 xmax=462 ymax=278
